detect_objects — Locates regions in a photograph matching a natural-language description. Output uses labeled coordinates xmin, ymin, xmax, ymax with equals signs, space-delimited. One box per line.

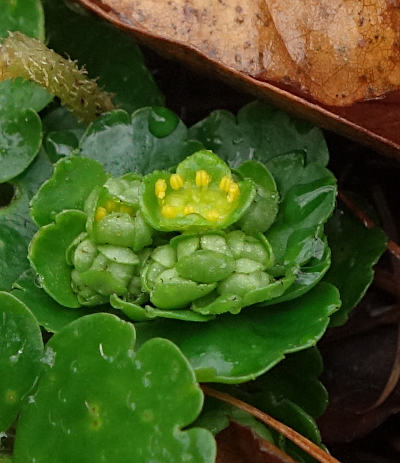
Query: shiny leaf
xmin=0 ymin=150 xmax=53 ymax=291
xmin=135 ymin=283 xmax=340 ymax=383
xmin=78 ymin=107 xmax=202 ymax=176
xmin=11 ymin=269 xmax=95 ymax=333
xmin=324 ymin=208 xmax=387 ymax=327
xmin=28 ymin=210 xmax=87 ymax=308
xmin=14 ymin=313 xmax=216 ymax=463
xmin=0 ymin=292 xmax=43 ymax=431
xmin=0 ymin=78 xmax=52 ymax=113
xmin=189 ymin=102 xmax=329 ymax=167
xmin=0 ymin=108 xmax=42 ymax=183
xmin=30 ymin=156 xmax=108 ymax=226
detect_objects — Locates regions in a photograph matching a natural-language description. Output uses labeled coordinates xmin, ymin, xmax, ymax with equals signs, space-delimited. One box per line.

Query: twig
xmin=202 ymin=385 xmax=343 ymax=463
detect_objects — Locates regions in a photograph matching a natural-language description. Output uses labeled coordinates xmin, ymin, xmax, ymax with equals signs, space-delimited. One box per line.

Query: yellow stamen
xmin=227 ymin=182 xmax=240 ymax=203
xmin=195 ymin=170 xmax=211 ymax=187
xmin=184 ymin=204 xmax=195 ymax=215
xmin=219 ymin=176 xmax=232 ymax=193
xmin=206 ymin=209 xmax=220 ymax=222
xmin=119 ymin=204 xmax=133 ymax=215
xmin=161 ymin=205 xmax=178 ymax=218
xmin=170 ymin=173 xmax=184 ymax=190
xmin=155 ymin=178 xmax=167 ymax=199
xmin=95 ymin=207 xmax=107 ymax=222
xmin=105 ymin=200 xmax=118 ymax=212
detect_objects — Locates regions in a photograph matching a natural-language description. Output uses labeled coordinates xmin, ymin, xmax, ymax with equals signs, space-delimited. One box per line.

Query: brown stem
xmin=202 ymin=385 xmax=343 ymax=463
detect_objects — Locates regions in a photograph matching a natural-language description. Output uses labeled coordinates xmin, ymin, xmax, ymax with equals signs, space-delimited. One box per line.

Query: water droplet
xmin=41 ymin=346 xmax=56 ymax=367
xmin=143 ymin=371 xmax=152 ymax=388
xmin=232 ymin=136 xmax=243 ymax=145
xmin=148 ymin=107 xmax=179 ymax=138
xmin=98 ymin=343 xmax=115 ymax=363
xmin=70 ymin=360 xmax=79 ymax=374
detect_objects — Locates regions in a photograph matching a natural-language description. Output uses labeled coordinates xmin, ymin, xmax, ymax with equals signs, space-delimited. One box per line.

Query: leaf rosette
xmin=28 ymin=141 xmax=337 ymax=322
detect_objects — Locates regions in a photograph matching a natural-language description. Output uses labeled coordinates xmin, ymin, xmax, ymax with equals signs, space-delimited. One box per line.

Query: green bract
xmin=141 ymin=150 xmax=256 ymax=231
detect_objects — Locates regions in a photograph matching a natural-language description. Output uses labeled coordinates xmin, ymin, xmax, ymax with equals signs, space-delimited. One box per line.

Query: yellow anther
xmin=195 ymin=170 xmax=211 ymax=187
xmin=119 ymin=204 xmax=133 ymax=215
xmin=161 ymin=205 xmax=178 ymax=219
xmin=184 ymin=204 xmax=195 ymax=215
xmin=104 ymin=200 xmax=118 ymax=212
xmin=170 ymin=173 xmax=184 ymax=190
xmin=227 ymin=182 xmax=240 ymax=203
xmin=95 ymin=207 xmax=107 ymax=222
xmin=206 ymin=209 xmax=220 ymax=222
xmin=155 ymin=178 xmax=167 ymax=199
xmin=219 ymin=176 xmax=232 ymax=193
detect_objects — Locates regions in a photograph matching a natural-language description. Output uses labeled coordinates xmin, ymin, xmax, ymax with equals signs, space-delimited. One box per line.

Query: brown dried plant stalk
xmin=0 ymin=32 xmax=114 ymax=123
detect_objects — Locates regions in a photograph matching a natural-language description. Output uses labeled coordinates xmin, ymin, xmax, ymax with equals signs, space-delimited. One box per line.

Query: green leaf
xmin=194 ymin=397 xmax=274 ymax=442
xmin=78 ymin=108 xmax=203 ymax=176
xmin=28 ymin=210 xmax=87 ymax=308
xmin=325 ymin=208 xmax=387 ymax=326
xmin=14 ymin=313 xmax=216 ymax=463
xmin=135 ymin=282 xmax=340 ymax=383
xmin=0 ymin=78 xmax=52 ymax=113
xmin=30 ymin=156 xmax=109 ymax=226
xmin=11 ymin=269 xmax=95 ymax=333
xmin=0 ymin=0 xmax=44 ymax=41
xmin=0 ymin=108 xmax=42 ymax=183
xmin=243 ymin=347 xmax=328 ymax=419
xmin=0 ymin=150 xmax=53 ymax=291
xmin=189 ymin=101 xmax=329 ymax=167
xmin=43 ymin=0 xmax=164 ymax=113
xmin=0 ymin=292 xmax=43 ymax=431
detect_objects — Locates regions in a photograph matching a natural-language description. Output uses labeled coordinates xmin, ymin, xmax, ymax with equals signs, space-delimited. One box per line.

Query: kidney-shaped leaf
xmin=0 ymin=292 xmax=43 ymax=432
xmin=30 ymin=156 xmax=108 ymax=227
xmin=0 ymin=108 xmax=42 ymax=183
xmin=135 ymin=282 xmax=340 ymax=383
xmin=11 ymin=269 xmax=95 ymax=333
xmin=14 ymin=313 xmax=216 ymax=463
xmin=78 ymin=107 xmax=202 ymax=176
xmin=189 ymin=102 xmax=329 ymax=167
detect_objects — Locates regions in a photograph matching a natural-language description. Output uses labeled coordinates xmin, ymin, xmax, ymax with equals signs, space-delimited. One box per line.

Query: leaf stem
xmin=0 ymin=32 xmax=115 ymax=123
xmin=202 ymin=385 xmax=343 ymax=463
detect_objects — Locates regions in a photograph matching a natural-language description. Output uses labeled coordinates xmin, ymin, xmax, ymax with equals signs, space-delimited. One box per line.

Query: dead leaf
xmin=75 ymin=0 xmax=400 ymax=158
xmin=216 ymin=422 xmax=299 ymax=463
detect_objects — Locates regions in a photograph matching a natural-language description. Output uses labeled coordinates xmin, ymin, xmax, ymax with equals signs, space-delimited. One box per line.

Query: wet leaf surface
xmin=0 ymin=292 xmax=43 ymax=432
xmin=30 ymin=156 xmax=108 ymax=227
xmin=11 ymin=269 xmax=95 ymax=333
xmin=324 ymin=208 xmax=387 ymax=327
xmin=78 ymin=107 xmax=202 ymax=176
xmin=135 ymin=283 xmax=340 ymax=383
xmin=13 ymin=313 xmax=216 ymax=463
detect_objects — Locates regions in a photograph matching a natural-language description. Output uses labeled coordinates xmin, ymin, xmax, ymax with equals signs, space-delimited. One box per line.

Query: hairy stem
xmin=0 ymin=32 xmax=114 ymax=123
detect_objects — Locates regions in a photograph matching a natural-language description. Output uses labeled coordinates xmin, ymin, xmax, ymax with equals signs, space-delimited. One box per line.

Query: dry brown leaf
xmin=76 ymin=0 xmax=400 ymax=158
xmin=216 ymin=422 xmax=299 ymax=463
